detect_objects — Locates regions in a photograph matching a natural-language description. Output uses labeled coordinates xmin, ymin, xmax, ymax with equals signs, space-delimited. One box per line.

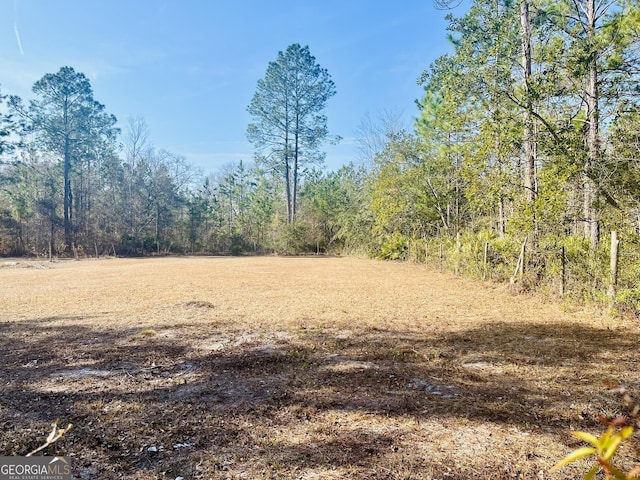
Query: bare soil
xmin=0 ymin=256 xmax=638 ymax=479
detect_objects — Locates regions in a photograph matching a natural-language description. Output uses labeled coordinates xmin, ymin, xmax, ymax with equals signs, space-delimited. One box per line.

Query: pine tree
xmin=247 ymin=44 xmax=338 ymax=224
xmin=10 ymin=67 xmax=118 ymax=251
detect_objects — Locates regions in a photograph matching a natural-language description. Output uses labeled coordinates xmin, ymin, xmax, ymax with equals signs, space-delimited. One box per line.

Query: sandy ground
xmin=0 ymin=256 xmax=638 ymax=479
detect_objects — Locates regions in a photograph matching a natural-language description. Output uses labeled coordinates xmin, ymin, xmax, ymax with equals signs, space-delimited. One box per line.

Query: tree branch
xmin=26 ymin=420 xmax=73 ymax=457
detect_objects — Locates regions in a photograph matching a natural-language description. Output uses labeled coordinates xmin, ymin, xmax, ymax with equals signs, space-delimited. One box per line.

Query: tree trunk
xmin=292 ymin=163 xmax=298 ymax=223
xmin=49 ymin=215 xmax=54 ymax=262
xmin=284 ymin=132 xmax=292 ymax=224
xmin=292 ymin=113 xmax=300 ymax=223
xmin=156 ymin=209 xmax=160 ymax=255
xmin=63 ymin=135 xmax=73 ymax=250
xmin=520 ymin=0 xmax=536 ymax=204
xmin=498 ymin=198 xmax=506 ymax=237
xmin=583 ymin=0 xmax=600 ymax=250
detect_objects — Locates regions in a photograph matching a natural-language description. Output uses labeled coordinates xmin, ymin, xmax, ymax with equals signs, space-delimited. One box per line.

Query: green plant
xmin=552 ymin=386 xmax=640 ymax=479
xmin=551 ymin=422 xmax=636 ymax=479
xmin=377 ymin=232 xmax=409 ymax=260
xmin=614 ymin=288 xmax=640 ymax=317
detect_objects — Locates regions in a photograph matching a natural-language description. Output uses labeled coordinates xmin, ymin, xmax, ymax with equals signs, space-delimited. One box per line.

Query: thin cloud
xmin=14 ymin=24 xmax=24 ymax=55
xmin=14 ymin=0 xmax=24 ymax=55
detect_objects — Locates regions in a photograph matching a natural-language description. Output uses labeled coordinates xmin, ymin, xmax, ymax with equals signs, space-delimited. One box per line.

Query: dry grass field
xmin=1 ymin=256 xmax=639 ymax=479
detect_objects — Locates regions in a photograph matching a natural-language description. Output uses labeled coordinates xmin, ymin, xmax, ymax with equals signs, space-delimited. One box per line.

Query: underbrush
xmin=376 ymin=229 xmax=640 ymax=319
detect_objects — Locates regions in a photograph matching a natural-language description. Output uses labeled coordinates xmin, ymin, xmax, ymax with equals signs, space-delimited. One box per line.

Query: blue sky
xmin=0 ymin=0 xmax=467 ymax=175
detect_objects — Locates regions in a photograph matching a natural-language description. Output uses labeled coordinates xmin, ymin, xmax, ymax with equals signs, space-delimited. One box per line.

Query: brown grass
xmin=1 ymin=256 xmax=638 ymax=479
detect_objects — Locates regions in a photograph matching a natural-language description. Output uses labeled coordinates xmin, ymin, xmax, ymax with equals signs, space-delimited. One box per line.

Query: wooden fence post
xmin=483 ymin=241 xmax=489 ymax=281
xmin=423 ymin=238 xmax=428 ymax=264
xmin=608 ymin=231 xmax=619 ymax=299
xmin=560 ymin=246 xmax=566 ymax=297
xmin=455 ymin=231 xmax=461 ymax=275
xmin=510 ymin=235 xmax=528 ymax=284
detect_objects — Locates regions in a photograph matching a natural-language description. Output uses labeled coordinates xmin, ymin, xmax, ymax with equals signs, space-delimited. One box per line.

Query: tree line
xmin=0 ymin=45 xmax=346 ymax=258
xmin=369 ymin=0 xmax=640 ymax=309
xmin=1 ymin=1 xmax=640 ymax=311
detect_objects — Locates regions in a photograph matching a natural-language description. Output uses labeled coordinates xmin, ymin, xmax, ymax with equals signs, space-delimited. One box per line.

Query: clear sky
xmin=0 ymin=0 xmax=468 ymax=175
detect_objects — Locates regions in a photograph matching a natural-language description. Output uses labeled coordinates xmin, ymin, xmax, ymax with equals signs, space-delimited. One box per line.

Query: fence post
xmin=560 ymin=246 xmax=566 ymax=297
xmin=608 ymin=231 xmax=619 ymax=299
xmin=483 ymin=241 xmax=489 ymax=281
xmin=510 ymin=235 xmax=528 ymax=284
xmin=455 ymin=231 xmax=461 ymax=275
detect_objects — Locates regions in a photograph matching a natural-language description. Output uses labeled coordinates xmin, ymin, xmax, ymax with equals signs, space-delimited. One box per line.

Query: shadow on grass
xmin=0 ymin=315 xmax=638 ymax=478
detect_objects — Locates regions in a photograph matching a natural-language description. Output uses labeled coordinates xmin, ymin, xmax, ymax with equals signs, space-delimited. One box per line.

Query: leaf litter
xmin=0 ymin=256 xmax=638 ymax=479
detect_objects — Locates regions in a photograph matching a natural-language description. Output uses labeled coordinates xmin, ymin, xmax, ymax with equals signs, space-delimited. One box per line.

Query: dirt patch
xmin=0 ymin=256 xmax=638 ymax=479
xmin=182 ymin=300 xmax=215 ymax=309
xmin=2 ymin=260 xmax=49 ymax=269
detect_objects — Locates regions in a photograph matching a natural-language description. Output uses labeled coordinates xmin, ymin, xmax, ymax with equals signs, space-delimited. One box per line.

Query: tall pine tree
xmin=247 ymin=44 xmax=338 ymax=223
xmin=10 ymin=67 xmax=118 ymax=251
